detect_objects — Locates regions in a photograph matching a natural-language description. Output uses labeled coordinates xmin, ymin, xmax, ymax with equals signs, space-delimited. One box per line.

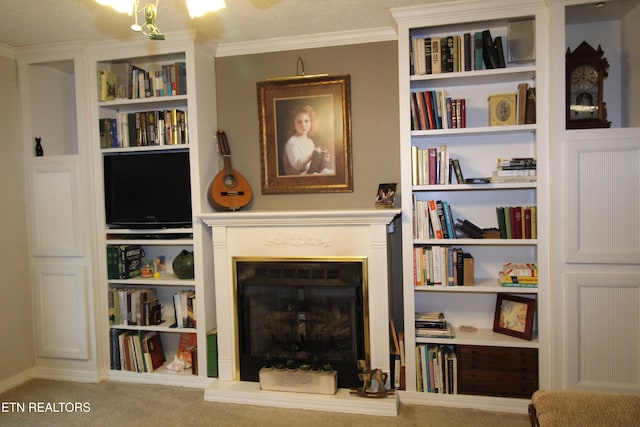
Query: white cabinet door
xmin=26 ymin=158 xmax=83 ymax=257
xmin=32 ymin=262 xmax=89 ymax=360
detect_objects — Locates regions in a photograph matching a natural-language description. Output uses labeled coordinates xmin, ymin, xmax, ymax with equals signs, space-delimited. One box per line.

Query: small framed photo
xmin=374 ymin=183 xmax=397 ymax=208
xmin=493 ymin=294 xmax=535 ymax=340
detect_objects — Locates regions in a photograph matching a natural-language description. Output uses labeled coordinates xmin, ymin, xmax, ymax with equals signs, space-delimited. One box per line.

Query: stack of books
xmin=490 ymin=157 xmax=536 ymax=183
xmin=499 ymin=262 xmax=538 ymax=288
xmin=415 ymin=312 xmax=455 ymax=338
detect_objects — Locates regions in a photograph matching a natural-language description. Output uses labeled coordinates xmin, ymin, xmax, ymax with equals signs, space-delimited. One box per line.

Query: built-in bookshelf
xmin=88 ymin=32 xmax=218 ymax=387
xmin=392 ymin=0 xmax=549 ymax=411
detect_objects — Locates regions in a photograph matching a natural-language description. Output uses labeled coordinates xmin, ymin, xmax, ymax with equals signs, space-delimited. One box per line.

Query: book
xmin=473 ymin=31 xmax=484 ymax=70
xmin=517 ymin=83 xmax=529 ymax=125
xmin=494 ymin=36 xmax=506 ymax=68
xmin=207 ymin=329 xmax=218 ymax=377
xmin=416 ymin=325 xmax=454 ymax=338
xmin=496 ymin=207 xmax=507 ymax=239
xmin=525 ymin=87 xmax=536 ymax=124
xmin=455 ymin=218 xmax=483 ymax=239
xmin=462 ymin=253 xmax=474 ymax=286
xmin=499 ymin=272 xmax=538 ymax=287
xmin=481 ymin=29 xmax=500 ymax=69
xmin=98 ymin=69 xmax=117 ymax=102
xmin=427 ymin=200 xmax=444 ymax=239
xmin=424 ymin=37 xmax=432 ymax=74
xmin=176 ymin=332 xmax=197 ymax=368
xmin=463 ymin=33 xmax=472 ymax=71
xmin=431 ymin=38 xmax=441 ymax=74
xmin=143 ymin=331 xmax=165 ymax=371
xmin=436 ymin=201 xmax=449 ymax=238
xmin=416 ymin=312 xmax=446 ymax=321
xmin=503 ymin=262 xmax=538 ymax=277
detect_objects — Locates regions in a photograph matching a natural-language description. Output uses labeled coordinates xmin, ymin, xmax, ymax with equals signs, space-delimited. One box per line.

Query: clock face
xmin=570 ymin=64 xmax=599 ymax=120
xmin=571 ymin=64 xmax=598 ymax=90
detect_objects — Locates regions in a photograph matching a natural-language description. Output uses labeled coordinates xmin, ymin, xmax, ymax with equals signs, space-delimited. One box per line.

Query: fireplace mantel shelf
xmin=199 ymin=208 xmax=400 ymax=227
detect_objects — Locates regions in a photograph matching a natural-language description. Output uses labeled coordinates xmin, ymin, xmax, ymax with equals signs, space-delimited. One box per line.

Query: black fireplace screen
xmin=235 ymin=259 xmax=367 ymax=388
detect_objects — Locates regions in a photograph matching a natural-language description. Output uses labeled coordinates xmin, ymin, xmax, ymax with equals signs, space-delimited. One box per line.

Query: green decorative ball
xmin=172 ymin=250 xmax=194 ymax=279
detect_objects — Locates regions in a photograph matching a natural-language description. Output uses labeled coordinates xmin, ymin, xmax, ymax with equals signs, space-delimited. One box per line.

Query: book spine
xmin=473 ymin=31 xmax=483 ymax=70
xmin=431 ymin=38 xmax=441 ymax=74
xmin=428 ymin=200 xmax=444 ymax=239
xmin=481 ymin=29 xmax=499 ymax=69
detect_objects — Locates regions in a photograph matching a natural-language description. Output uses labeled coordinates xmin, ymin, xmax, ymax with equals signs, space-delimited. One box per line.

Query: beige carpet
xmin=1 ymin=379 xmax=531 ymax=426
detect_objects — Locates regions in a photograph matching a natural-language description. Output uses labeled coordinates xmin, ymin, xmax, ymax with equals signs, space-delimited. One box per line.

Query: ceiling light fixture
xmin=96 ymin=0 xmax=226 ymax=40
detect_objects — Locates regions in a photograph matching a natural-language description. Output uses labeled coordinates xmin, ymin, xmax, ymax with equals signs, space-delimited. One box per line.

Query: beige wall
xmin=214 ymin=41 xmax=401 ymax=210
xmin=0 ymin=53 xmax=34 ymax=382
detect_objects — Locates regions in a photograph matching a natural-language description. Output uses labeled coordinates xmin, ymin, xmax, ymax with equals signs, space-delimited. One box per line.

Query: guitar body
xmin=209 ymin=130 xmax=252 ymax=211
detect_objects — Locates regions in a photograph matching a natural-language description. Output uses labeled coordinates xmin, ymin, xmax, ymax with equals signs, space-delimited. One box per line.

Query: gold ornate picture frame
xmin=257 ymin=75 xmax=352 ymax=194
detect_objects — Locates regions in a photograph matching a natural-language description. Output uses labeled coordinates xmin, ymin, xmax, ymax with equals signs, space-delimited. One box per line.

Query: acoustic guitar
xmin=209 ymin=130 xmax=252 ymax=211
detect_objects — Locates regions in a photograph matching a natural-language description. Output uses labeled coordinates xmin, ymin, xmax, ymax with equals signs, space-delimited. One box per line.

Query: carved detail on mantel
xmin=264 ymin=233 xmax=331 ymax=248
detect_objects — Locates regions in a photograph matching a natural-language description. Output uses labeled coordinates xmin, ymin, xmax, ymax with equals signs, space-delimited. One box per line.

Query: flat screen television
xmin=104 ymin=149 xmax=192 ymax=229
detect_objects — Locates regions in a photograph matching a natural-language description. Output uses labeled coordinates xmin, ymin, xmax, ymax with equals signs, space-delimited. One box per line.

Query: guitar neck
xmin=222 ymin=155 xmax=233 ymax=174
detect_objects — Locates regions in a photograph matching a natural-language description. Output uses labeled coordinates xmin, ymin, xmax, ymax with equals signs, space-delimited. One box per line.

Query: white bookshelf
xmin=392 ymin=0 xmax=550 ymax=411
xmin=87 ymin=32 xmax=218 ymax=386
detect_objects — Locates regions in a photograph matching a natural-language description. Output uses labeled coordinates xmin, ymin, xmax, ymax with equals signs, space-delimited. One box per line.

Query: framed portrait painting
xmin=257 ymin=75 xmax=352 ymax=194
xmin=493 ymin=294 xmax=535 ymax=340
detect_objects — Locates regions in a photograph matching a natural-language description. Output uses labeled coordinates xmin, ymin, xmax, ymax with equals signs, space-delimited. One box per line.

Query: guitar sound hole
xmin=224 ymin=175 xmax=237 ymax=188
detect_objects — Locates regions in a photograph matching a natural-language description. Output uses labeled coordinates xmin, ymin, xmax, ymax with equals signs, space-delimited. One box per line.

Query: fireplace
xmin=235 ymin=258 xmax=368 ymax=388
xmin=200 ymin=209 xmax=400 ymax=415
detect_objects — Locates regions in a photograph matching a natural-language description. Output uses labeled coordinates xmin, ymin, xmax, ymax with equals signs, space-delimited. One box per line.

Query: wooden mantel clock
xmin=566 ymin=41 xmax=611 ymax=129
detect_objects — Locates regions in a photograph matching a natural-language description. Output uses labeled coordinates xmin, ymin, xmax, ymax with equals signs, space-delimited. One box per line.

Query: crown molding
xmin=215 ymin=26 xmax=397 ymax=57
xmin=0 ymin=42 xmax=15 ymax=60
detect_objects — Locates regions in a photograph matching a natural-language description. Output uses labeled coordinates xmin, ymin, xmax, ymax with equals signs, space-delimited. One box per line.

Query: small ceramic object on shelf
xmin=172 ymin=250 xmax=194 ymax=279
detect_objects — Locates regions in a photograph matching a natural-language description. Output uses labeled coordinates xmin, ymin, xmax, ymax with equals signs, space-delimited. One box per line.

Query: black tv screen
xmin=104 ymin=150 xmax=192 ymax=229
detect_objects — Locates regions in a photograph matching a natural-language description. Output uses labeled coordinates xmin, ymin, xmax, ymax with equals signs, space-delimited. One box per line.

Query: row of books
xmin=173 ymin=290 xmax=197 ymax=329
xmin=416 ymin=344 xmax=457 ymax=394
xmin=411 ymin=145 xmax=464 ymax=186
xmin=98 ymin=61 xmax=187 ymax=102
xmin=415 ymin=312 xmax=455 ymax=339
xmin=99 ymin=109 xmax=188 ymax=148
xmin=413 ymin=246 xmax=474 ymax=287
xmin=500 ymin=262 xmax=538 ymax=288
xmin=413 ymin=199 xmax=456 ymax=240
xmin=410 ymin=90 xmax=466 ymax=131
xmin=110 ymin=329 xmax=165 ymax=372
xmin=410 ymin=29 xmax=505 ymax=76
xmin=108 ymin=287 xmax=161 ymax=326
xmin=496 ymin=206 xmax=537 ymax=239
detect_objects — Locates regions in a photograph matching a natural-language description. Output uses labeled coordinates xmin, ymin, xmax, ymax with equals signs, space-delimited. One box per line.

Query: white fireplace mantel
xmin=200 ymin=209 xmax=400 ymax=415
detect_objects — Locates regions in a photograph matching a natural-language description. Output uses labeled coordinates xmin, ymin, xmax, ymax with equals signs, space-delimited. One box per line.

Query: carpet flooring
xmin=0 ymin=379 xmax=531 ymax=426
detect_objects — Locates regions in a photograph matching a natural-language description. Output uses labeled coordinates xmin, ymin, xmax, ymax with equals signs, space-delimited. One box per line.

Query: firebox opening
xmin=235 ymin=258 xmax=368 ymax=389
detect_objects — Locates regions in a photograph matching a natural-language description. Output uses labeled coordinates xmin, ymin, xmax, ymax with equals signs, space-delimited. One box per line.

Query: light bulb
xmin=186 ymin=0 xmax=226 ymax=18
xmin=96 ymin=0 xmax=136 ymax=15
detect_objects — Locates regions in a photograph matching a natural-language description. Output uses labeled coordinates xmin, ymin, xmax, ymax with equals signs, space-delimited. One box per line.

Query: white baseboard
xmin=0 ymin=369 xmax=33 ymax=394
xmin=31 ymin=367 xmax=101 ymax=383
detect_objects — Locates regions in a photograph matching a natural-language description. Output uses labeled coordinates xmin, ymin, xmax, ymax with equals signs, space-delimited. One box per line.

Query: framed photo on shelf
xmin=493 ymin=294 xmax=535 ymax=340
xmin=374 ymin=183 xmax=397 ymax=208
xmin=256 ymin=75 xmax=352 ymax=194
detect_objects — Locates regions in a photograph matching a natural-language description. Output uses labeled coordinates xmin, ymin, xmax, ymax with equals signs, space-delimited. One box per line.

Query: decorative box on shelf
xmin=259 ymin=367 xmax=337 ymax=395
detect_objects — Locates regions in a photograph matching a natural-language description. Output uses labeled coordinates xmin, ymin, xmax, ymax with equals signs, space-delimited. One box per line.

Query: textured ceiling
xmin=0 ymin=0 xmax=439 ymax=48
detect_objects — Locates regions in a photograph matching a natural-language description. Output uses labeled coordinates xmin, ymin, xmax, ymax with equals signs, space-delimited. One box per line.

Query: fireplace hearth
xmin=235 ymin=259 xmax=367 ymax=388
